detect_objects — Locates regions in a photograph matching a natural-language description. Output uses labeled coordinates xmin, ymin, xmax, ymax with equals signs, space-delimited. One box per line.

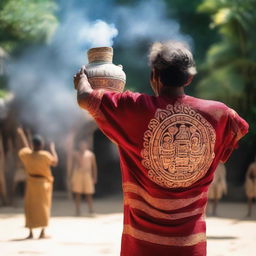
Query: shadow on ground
xmin=0 ymin=193 xmax=123 ymax=218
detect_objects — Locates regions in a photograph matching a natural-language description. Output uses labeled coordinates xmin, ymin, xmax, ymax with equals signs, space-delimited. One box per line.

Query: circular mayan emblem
xmin=141 ymin=103 xmax=216 ymax=188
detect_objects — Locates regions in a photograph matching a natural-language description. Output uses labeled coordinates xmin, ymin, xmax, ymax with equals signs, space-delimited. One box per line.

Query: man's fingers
xmin=74 ymin=65 xmax=88 ymax=78
xmin=80 ymin=65 xmax=86 ymax=74
xmin=83 ymin=67 xmax=89 ymax=76
xmin=80 ymin=65 xmax=88 ymax=76
xmin=73 ymin=71 xmax=82 ymax=80
xmin=73 ymin=66 xmax=88 ymax=90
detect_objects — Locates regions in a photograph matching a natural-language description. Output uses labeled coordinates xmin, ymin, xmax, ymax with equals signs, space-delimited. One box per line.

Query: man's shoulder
xmin=187 ymin=95 xmax=228 ymax=109
xmin=103 ymin=90 xmax=146 ymax=101
xmin=186 ymin=96 xmax=230 ymax=120
xmin=101 ymin=90 xmax=153 ymax=111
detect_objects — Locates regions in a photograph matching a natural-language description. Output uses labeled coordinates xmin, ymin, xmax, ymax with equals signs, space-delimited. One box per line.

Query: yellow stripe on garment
xmin=123 ymin=224 xmax=206 ymax=247
xmin=123 ymin=182 xmax=207 ymax=211
xmin=124 ymin=197 xmax=205 ymax=220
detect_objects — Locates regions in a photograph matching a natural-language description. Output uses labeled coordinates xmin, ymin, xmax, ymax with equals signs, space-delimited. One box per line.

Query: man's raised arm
xmin=74 ymin=66 xmax=93 ymax=110
xmin=49 ymin=142 xmax=59 ymax=167
xmin=17 ymin=127 xmax=30 ymax=149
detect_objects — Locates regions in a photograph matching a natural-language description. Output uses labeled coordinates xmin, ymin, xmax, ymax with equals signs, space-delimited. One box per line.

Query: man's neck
xmin=159 ymin=86 xmax=185 ymax=98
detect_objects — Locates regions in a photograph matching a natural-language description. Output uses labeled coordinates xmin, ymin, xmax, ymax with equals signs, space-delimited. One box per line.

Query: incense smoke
xmin=7 ymin=0 xmax=191 ymax=142
xmin=8 ymin=18 xmax=119 ymax=141
xmin=115 ymin=0 xmax=191 ymax=45
xmin=79 ymin=20 xmax=118 ymax=48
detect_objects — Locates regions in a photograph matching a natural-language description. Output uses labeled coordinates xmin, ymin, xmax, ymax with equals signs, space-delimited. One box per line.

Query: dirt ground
xmin=0 ymin=194 xmax=256 ymax=256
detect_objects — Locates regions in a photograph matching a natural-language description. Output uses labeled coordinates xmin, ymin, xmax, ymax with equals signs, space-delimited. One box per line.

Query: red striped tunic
xmin=81 ymin=90 xmax=248 ymax=256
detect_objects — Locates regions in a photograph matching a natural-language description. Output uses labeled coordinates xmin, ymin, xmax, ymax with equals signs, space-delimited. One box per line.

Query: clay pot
xmin=86 ymin=47 xmax=126 ymax=93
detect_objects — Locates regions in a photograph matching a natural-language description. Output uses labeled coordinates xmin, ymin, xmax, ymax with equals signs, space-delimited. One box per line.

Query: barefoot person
xmin=245 ymin=159 xmax=256 ymax=217
xmin=74 ymin=41 xmax=248 ymax=256
xmin=208 ymin=163 xmax=227 ymax=216
xmin=17 ymin=128 xmax=58 ymax=239
xmin=71 ymin=141 xmax=97 ymax=215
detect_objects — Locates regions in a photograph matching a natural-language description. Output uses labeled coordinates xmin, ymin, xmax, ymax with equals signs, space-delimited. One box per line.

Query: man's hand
xmin=49 ymin=142 xmax=55 ymax=152
xmin=17 ymin=127 xmax=24 ymax=135
xmin=49 ymin=142 xmax=59 ymax=166
xmin=74 ymin=66 xmax=94 ymax=109
xmin=17 ymin=126 xmax=30 ymax=148
xmin=73 ymin=66 xmax=90 ymax=90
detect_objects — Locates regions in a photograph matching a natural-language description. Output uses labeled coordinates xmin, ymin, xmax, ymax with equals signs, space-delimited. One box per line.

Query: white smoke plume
xmin=7 ymin=0 xmax=191 ymax=142
xmin=79 ymin=20 xmax=118 ymax=48
xmin=114 ymin=0 xmax=191 ymax=45
xmin=8 ymin=18 xmax=118 ymax=141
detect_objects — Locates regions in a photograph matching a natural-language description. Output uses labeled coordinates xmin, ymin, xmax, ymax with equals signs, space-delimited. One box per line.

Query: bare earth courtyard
xmin=0 ymin=195 xmax=256 ymax=256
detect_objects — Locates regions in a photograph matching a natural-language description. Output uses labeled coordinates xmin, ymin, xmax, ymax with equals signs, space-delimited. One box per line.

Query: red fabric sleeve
xmin=81 ymin=89 xmax=145 ymax=145
xmin=220 ymin=108 xmax=249 ymax=163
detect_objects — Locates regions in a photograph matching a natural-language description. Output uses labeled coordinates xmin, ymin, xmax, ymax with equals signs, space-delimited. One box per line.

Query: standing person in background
xmin=0 ymin=133 xmax=6 ymax=205
xmin=5 ymin=138 xmax=16 ymax=204
xmin=245 ymin=158 xmax=256 ymax=217
xmin=70 ymin=141 xmax=97 ymax=216
xmin=65 ymin=132 xmax=75 ymax=199
xmin=74 ymin=41 xmax=248 ymax=256
xmin=208 ymin=163 xmax=227 ymax=216
xmin=17 ymin=127 xmax=58 ymax=239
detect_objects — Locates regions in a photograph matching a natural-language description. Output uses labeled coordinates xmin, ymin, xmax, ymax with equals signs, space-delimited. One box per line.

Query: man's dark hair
xmin=148 ymin=41 xmax=196 ymax=87
xmin=32 ymin=135 xmax=44 ymax=151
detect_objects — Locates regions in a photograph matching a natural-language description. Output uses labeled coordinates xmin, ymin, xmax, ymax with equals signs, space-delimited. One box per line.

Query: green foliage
xmin=164 ymin=0 xmax=219 ymax=64
xmin=0 ymin=88 xmax=9 ymax=98
xmin=0 ymin=0 xmax=58 ymax=53
xmin=197 ymin=63 xmax=245 ymax=107
xmin=115 ymin=0 xmax=138 ymax=4
xmin=197 ymin=0 xmax=256 ymax=142
xmin=114 ymin=0 xmax=220 ymax=94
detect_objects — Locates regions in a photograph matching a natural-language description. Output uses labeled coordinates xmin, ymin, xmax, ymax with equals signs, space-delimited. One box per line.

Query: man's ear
xmin=152 ymin=68 xmax=160 ymax=82
xmin=184 ymin=75 xmax=194 ymax=87
xmin=150 ymin=69 xmax=158 ymax=95
xmin=151 ymin=69 xmax=156 ymax=83
xmin=150 ymin=68 xmax=163 ymax=96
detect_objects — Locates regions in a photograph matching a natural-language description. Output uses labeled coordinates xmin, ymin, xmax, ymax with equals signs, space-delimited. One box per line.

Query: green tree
xmin=0 ymin=0 xmax=58 ymax=92
xmin=0 ymin=0 xmax=58 ymax=53
xmin=115 ymin=0 xmax=219 ymax=94
xmin=164 ymin=0 xmax=219 ymax=63
xmin=196 ymin=0 xmax=256 ymax=119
